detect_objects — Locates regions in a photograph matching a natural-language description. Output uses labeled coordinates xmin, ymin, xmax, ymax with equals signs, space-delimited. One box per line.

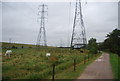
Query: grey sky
xmin=1 ymin=2 xmax=118 ymax=47
xmin=118 ymin=1 xmax=120 ymax=30
xmin=0 ymin=1 xmax=2 ymax=43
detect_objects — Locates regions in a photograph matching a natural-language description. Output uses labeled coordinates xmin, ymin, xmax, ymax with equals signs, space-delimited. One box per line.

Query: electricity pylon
xmin=36 ymin=4 xmax=48 ymax=47
xmin=71 ymin=0 xmax=87 ymax=48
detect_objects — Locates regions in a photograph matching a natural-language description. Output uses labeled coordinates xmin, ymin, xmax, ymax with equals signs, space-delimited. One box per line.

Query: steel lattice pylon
xmin=36 ymin=4 xmax=48 ymax=47
xmin=71 ymin=0 xmax=87 ymax=48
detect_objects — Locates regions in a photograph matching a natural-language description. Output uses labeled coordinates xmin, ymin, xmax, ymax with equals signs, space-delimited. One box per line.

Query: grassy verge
xmin=47 ymin=54 xmax=101 ymax=80
xmin=110 ymin=53 xmax=119 ymax=79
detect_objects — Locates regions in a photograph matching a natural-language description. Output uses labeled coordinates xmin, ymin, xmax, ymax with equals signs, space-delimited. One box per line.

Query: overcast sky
xmin=1 ymin=1 xmax=118 ymax=47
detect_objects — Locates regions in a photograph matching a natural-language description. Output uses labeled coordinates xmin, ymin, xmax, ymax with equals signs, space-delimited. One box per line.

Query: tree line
xmin=87 ymin=28 xmax=120 ymax=56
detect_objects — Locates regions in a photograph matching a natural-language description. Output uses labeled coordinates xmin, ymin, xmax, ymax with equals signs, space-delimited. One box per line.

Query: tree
xmin=88 ymin=38 xmax=98 ymax=54
xmin=103 ymin=29 xmax=120 ymax=56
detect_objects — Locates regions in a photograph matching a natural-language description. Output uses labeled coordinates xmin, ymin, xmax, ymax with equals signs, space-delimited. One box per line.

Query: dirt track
xmin=77 ymin=53 xmax=113 ymax=79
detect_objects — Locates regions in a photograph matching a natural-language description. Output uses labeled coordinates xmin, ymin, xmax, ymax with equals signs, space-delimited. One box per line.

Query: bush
xmin=90 ymin=47 xmax=98 ymax=54
xmin=88 ymin=38 xmax=98 ymax=54
xmin=21 ymin=46 xmax=24 ymax=48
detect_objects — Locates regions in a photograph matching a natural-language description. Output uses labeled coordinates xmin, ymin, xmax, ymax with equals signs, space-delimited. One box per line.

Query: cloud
xmin=2 ymin=2 xmax=118 ymax=46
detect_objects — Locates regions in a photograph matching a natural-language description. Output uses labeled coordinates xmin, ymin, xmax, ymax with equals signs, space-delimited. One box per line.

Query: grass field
xmin=2 ymin=42 xmax=40 ymax=48
xmin=2 ymin=42 xmax=101 ymax=79
xmin=110 ymin=53 xmax=120 ymax=79
xmin=47 ymin=54 xmax=100 ymax=80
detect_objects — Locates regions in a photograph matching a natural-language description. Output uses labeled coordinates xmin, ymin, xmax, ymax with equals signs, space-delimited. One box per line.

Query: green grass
xmin=110 ymin=53 xmax=119 ymax=79
xmin=2 ymin=42 xmax=101 ymax=79
xmin=2 ymin=48 xmax=87 ymax=79
xmin=47 ymin=54 xmax=101 ymax=80
xmin=2 ymin=42 xmax=55 ymax=48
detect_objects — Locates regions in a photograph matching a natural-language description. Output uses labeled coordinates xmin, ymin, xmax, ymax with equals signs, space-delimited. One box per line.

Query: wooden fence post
xmin=88 ymin=54 xmax=89 ymax=61
xmin=84 ymin=56 xmax=86 ymax=64
xmin=74 ymin=59 xmax=76 ymax=72
xmin=52 ymin=64 xmax=55 ymax=81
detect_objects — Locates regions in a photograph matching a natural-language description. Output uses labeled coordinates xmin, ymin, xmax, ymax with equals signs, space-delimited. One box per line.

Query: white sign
xmin=46 ymin=53 xmax=51 ymax=57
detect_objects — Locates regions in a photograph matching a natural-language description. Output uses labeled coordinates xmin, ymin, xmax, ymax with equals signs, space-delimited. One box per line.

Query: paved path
xmin=77 ymin=53 xmax=113 ymax=79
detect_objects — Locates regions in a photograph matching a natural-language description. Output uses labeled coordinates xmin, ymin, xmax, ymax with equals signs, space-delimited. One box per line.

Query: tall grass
xmin=2 ymin=43 xmax=98 ymax=79
xmin=110 ymin=53 xmax=119 ymax=79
